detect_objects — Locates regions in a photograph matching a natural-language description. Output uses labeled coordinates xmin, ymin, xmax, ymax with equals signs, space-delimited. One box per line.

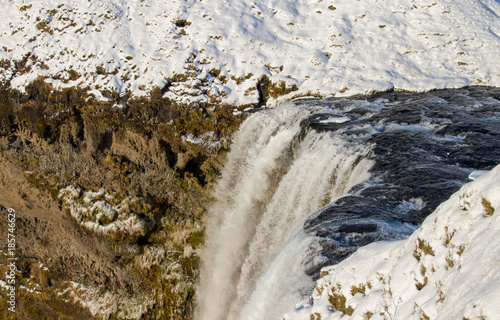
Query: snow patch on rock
xmin=58 ymin=186 xmax=152 ymax=238
xmin=58 ymin=281 xmax=155 ymax=320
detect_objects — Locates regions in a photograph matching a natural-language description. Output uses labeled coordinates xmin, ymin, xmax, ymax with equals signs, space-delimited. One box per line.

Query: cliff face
xmin=284 ymin=166 xmax=500 ymax=320
xmin=0 ymin=88 xmax=240 ymax=319
xmin=0 ymin=154 xmax=123 ymax=319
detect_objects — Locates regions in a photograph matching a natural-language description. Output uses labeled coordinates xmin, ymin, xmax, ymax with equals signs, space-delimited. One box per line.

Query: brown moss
xmin=482 ymin=198 xmax=494 ymax=216
xmin=262 ymin=76 xmax=299 ymax=99
xmin=36 ymin=19 xmax=54 ymax=34
xmin=25 ymin=76 xmax=53 ymax=102
xmin=173 ymin=18 xmax=191 ymax=28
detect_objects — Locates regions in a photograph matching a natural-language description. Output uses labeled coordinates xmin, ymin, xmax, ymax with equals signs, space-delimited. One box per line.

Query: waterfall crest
xmin=196 ymin=102 xmax=374 ymax=320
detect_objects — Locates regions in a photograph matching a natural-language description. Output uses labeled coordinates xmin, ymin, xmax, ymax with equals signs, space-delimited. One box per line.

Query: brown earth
xmin=0 ymin=153 xmax=124 ymax=319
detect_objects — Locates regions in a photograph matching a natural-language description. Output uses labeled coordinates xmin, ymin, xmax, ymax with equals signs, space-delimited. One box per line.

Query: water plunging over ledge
xmin=196 ymin=87 xmax=500 ymax=320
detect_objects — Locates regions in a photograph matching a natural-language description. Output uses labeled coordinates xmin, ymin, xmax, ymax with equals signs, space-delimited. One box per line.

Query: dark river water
xmin=302 ymin=86 xmax=500 ymax=274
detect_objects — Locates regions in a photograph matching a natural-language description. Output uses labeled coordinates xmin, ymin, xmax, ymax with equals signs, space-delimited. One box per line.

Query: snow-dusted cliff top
xmin=284 ymin=165 xmax=500 ymax=320
xmin=1 ymin=0 xmax=500 ymax=105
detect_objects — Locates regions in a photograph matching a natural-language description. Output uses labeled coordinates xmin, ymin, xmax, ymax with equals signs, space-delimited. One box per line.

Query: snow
xmin=468 ymin=170 xmax=489 ymax=181
xmin=58 ymin=186 xmax=152 ymax=238
xmin=0 ymin=280 xmax=11 ymax=291
xmin=283 ymin=163 xmax=500 ymax=320
xmin=58 ymin=281 xmax=155 ymax=320
xmin=319 ymin=116 xmax=351 ymax=124
xmin=1 ymin=0 xmax=500 ymax=105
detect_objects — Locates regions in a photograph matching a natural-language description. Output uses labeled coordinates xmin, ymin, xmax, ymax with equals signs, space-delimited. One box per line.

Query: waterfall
xmin=195 ymin=87 xmax=500 ymax=320
xmin=196 ymin=102 xmax=374 ymax=320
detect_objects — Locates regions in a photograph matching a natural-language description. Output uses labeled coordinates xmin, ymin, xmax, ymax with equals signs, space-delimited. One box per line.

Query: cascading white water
xmin=196 ymin=102 xmax=373 ymax=320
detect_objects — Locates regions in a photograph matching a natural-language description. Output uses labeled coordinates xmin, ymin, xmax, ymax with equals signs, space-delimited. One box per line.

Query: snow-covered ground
xmin=284 ymin=165 xmax=500 ymax=320
xmin=1 ymin=0 xmax=500 ymax=105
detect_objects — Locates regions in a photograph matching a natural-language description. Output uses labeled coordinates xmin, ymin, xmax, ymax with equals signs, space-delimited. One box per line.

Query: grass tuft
xmin=414 ymin=238 xmax=434 ymax=261
xmin=482 ymin=198 xmax=494 ymax=216
xmin=328 ymin=283 xmax=354 ymax=315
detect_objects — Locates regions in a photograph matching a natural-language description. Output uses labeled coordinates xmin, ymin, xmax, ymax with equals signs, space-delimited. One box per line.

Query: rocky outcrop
xmin=0 ymin=88 xmax=240 ymax=319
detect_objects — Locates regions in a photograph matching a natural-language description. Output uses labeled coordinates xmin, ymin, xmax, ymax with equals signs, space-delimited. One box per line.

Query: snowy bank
xmin=284 ymin=165 xmax=500 ymax=320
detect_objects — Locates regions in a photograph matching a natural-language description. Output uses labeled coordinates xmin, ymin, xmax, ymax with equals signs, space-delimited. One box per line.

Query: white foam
xmin=197 ymin=103 xmax=374 ymax=320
